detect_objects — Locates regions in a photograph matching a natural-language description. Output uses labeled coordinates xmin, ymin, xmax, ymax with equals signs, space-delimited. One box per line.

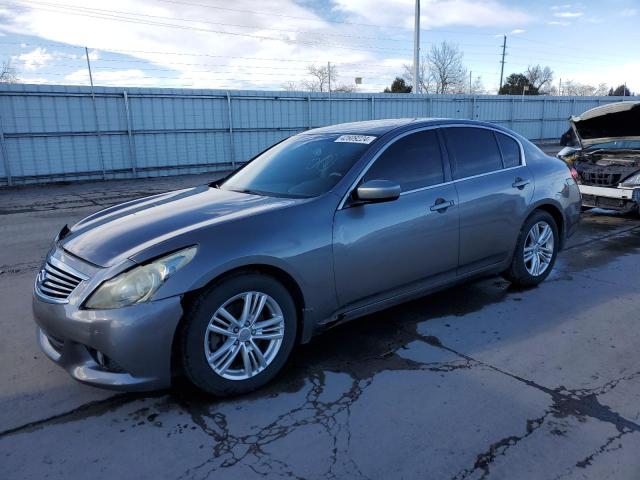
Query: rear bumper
xmin=33 ymin=294 xmax=184 ymax=391
xmin=578 ymin=185 xmax=640 ymax=211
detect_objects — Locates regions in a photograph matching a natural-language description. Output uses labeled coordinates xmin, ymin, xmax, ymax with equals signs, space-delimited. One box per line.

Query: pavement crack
xmin=0 ymin=393 xmax=145 ymax=438
xmin=453 ymin=412 xmax=551 ymax=480
xmin=419 ymin=335 xmax=640 ymax=480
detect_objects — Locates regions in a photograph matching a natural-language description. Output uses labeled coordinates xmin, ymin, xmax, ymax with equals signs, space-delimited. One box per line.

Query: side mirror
xmin=355 ymin=179 xmax=401 ymax=203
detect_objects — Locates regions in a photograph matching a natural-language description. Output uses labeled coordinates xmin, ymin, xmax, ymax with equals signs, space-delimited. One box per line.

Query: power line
xmin=3 ymin=2 xmax=415 ymax=54
xmin=14 ymin=0 xmax=413 ymax=44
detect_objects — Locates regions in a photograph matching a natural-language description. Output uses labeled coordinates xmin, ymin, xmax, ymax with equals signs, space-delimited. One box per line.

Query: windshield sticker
xmin=334 ymin=135 xmax=377 ymax=144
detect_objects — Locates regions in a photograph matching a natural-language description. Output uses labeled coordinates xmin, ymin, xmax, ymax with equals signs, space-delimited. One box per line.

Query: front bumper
xmin=578 ymin=184 xmax=640 ymax=211
xmin=33 ymin=293 xmax=184 ymax=391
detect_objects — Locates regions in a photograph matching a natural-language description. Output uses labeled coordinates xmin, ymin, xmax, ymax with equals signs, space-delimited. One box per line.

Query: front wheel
xmin=503 ymin=211 xmax=559 ymax=287
xmin=179 ymin=273 xmax=297 ymax=396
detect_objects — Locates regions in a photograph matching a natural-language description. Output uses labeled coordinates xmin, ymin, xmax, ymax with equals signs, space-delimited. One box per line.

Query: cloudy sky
xmin=0 ymin=0 xmax=638 ymax=93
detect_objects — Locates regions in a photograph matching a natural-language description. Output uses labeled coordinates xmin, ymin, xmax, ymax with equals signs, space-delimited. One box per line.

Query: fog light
xmin=91 ymin=349 xmax=126 ymax=373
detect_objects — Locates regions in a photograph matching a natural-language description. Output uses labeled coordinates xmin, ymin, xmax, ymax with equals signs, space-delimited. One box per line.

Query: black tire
xmin=179 ymin=272 xmax=297 ymax=396
xmin=503 ymin=210 xmax=559 ymax=287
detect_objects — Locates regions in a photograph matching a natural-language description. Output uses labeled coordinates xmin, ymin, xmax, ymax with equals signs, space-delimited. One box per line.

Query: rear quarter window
xmin=495 ymin=132 xmax=521 ymax=168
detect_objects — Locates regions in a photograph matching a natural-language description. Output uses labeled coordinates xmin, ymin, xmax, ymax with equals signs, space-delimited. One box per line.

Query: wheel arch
xmin=171 ymin=263 xmax=307 ymax=378
xmin=526 ymin=201 xmax=566 ymax=249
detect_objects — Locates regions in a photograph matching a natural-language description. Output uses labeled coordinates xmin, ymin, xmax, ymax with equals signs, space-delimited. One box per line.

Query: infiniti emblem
xmin=37 ymin=268 xmax=47 ymax=283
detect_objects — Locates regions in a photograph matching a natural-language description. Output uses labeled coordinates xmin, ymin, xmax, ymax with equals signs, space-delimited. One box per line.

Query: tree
xmin=0 ymin=61 xmax=18 ymax=83
xmin=562 ymin=80 xmax=610 ymax=96
xmin=299 ymin=64 xmax=356 ymax=93
xmin=402 ymin=57 xmax=433 ymax=93
xmin=383 ymin=77 xmax=412 ymax=93
xmin=281 ymin=81 xmax=300 ymax=92
xmin=469 ymin=75 xmax=485 ymax=94
xmin=426 ymin=41 xmax=466 ymax=94
xmin=609 ymin=84 xmax=632 ymax=96
xmin=525 ymin=65 xmax=553 ymax=94
xmin=499 ymin=73 xmax=539 ymax=95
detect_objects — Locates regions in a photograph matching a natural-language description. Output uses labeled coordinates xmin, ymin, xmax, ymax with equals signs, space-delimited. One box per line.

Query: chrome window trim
xmin=338 ymin=123 xmax=527 ymax=209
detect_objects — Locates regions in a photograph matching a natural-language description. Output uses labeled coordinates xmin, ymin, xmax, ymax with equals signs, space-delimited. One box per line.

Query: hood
xmin=60 ymin=185 xmax=299 ymax=267
xmin=571 ymin=101 xmax=640 ymax=147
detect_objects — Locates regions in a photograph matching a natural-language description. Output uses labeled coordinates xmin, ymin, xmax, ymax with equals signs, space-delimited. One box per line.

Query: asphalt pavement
xmin=1 ymin=163 xmax=640 ymax=480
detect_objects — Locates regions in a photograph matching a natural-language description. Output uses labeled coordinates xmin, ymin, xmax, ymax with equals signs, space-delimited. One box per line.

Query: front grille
xmin=578 ymin=171 xmax=623 ymax=187
xmin=36 ymin=257 xmax=86 ymax=302
xmin=576 ymin=163 xmax=638 ymax=188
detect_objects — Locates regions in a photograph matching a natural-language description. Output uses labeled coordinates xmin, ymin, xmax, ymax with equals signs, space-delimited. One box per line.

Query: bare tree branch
xmin=0 ymin=60 xmax=19 ymax=83
xmin=525 ymin=65 xmax=554 ymax=94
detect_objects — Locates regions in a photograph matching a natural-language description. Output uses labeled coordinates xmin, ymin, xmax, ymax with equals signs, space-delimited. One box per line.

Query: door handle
xmin=430 ymin=198 xmax=455 ymax=212
xmin=512 ymin=177 xmax=531 ymax=189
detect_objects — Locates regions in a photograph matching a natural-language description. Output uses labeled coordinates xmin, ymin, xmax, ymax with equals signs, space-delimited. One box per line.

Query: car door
xmin=441 ymin=126 xmax=533 ymax=275
xmin=333 ymin=128 xmax=459 ymax=308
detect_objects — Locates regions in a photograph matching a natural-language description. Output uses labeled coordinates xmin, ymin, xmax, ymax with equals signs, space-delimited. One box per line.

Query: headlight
xmin=620 ymin=172 xmax=640 ymax=187
xmin=85 ymin=246 xmax=197 ymax=309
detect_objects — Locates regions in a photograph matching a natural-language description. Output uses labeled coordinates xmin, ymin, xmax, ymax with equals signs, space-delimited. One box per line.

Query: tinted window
xmin=443 ymin=127 xmax=503 ymax=179
xmin=496 ymin=132 xmax=521 ymax=168
xmin=363 ymin=130 xmax=444 ymax=192
xmin=221 ymin=133 xmax=373 ymax=198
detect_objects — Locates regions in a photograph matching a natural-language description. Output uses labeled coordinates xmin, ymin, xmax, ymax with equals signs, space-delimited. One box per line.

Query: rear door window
xmin=363 ymin=129 xmax=444 ymax=192
xmin=443 ymin=127 xmax=503 ymax=179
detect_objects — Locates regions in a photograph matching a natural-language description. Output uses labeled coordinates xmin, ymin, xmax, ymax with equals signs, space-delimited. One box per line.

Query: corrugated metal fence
xmin=0 ymin=83 xmax=637 ymax=186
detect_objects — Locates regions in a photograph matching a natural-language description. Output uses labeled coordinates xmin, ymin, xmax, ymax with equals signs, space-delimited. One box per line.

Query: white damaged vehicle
xmin=558 ymin=101 xmax=640 ymax=213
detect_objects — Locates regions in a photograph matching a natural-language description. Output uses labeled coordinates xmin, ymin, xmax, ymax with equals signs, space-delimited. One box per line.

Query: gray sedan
xmin=33 ymin=118 xmax=581 ymax=395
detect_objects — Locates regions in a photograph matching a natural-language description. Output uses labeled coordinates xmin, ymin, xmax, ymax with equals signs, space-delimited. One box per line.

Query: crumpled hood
xmin=60 ymin=185 xmax=299 ymax=267
xmin=571 ymin=101 xmax=640 ymax=147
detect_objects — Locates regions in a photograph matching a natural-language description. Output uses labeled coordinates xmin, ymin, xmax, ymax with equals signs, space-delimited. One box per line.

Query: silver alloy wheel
xmin=204 ymin=291 xmax=285 ymax=381
xmin=523 ymin=221 xmax=555 ymax=277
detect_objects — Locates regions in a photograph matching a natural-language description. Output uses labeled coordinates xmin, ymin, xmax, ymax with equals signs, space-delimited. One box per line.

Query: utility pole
xmin=499 ymin=35 xmax=507 ymax=92
xmin=85 ymin=47 xmax=105 ymax=180
xmin=413 ymin=0 xmax=420 ymax=94
xmin=469 ymin=70 xmax=472 ymax=94
xmin=559 ymin=78 xmax=562 ymax=96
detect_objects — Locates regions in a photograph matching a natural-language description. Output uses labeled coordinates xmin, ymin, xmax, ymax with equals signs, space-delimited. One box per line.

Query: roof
xmin=303 ymin=118 xmax=504 ymax=137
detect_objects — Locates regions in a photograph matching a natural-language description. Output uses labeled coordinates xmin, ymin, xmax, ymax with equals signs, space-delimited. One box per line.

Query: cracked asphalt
xmin=2 ymin=164 xmax=640 ymax=479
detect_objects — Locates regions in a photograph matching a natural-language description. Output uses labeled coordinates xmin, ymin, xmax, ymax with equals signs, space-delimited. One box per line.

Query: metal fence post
xmin=122 ymin=91 xmax=137 ymax=177
xmin=540 ymin=98 xmax=547 ymax=140
xmin=510 ymin=98 xmax=515 ymax=130
xmin=307 ymin=95 xmax=312 ymax=129
xmin=0 ymin=110 xmax=11 ymax=186
xmin=226 ymin=91 xmax=236 ymax=168
xmin=88 ymin=89 xmax=106 ymax=180
xmin=370 ymin=95 xmax=375 ymax=120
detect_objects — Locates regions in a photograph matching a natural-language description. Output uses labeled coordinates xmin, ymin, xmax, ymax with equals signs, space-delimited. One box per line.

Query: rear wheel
xmin=180 ymin=273 xmax=297 ymax=396
xmin=503 ymin=210 xmax=559 ymax=287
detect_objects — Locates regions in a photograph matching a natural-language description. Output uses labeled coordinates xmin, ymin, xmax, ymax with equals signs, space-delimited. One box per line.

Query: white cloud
xmin=332 ymin=0 xmax=531 ymax=29
xmin=621 ymin=8 xmax=637 ymax=17
xmin=0 ymin=0 xmax=389 ymax=90
xmin=65 ymin=68 xmax=160 ymax=87
xmin=547 ymin=21 xmax=571 ymax=26
xmin=551 ymin=4 xmax=572 ymax=10
xmin=566 ymin=62 xmax=640 ymax=94
xmin=553 ymin=11 xmax=583 ymax=18
xmin=511 ymin=29 xmax=526 ymax=34
xmin=13 ymin=47 xmax=53 ymax=70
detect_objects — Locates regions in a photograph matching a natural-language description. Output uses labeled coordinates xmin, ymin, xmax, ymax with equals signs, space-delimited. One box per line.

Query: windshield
xmin=220 ymin=133 xmax=376 ymax=198
xmin=585 ymin=139 xmax=640 ymax=152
